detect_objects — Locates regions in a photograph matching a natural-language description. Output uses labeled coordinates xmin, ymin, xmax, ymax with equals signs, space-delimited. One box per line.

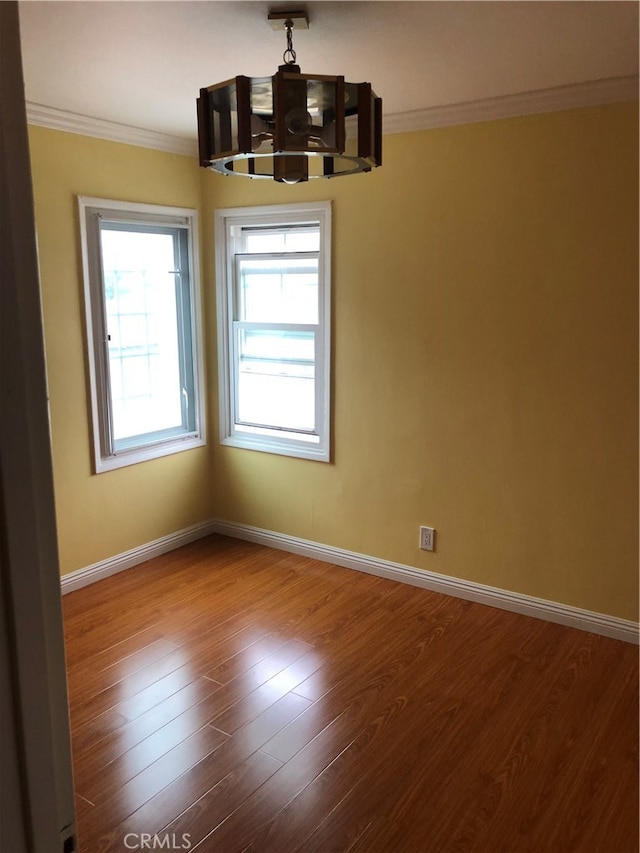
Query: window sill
xmin=221 ymin=433 xmax=329 ymax=462
xmin=95 ymin=434 xmax=206 ymax=473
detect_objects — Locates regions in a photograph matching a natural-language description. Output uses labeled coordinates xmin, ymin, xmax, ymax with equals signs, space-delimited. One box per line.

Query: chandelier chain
xmin=283 ymin=19 xmax=297 ymax=65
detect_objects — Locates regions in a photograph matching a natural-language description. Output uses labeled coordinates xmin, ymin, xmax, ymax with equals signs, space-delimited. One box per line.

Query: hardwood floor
xmin=63 ymin=534 xmax=639 ymax=853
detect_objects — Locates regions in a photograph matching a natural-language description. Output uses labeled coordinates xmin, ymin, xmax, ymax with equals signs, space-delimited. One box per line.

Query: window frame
xmin=215 ymin=202 xmax=331 ymax=462
xmin=78 ymin=196 xmax=206 ymax=473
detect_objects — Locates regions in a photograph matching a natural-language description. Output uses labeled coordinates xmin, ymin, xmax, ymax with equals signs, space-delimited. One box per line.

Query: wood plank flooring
xmin=63 ymin=534 xmax=639 ymax=853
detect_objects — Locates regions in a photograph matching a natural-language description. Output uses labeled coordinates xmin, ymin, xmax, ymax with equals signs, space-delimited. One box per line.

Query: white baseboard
xmin=59 ymin=520 xmax=218 ymax=595
xmin=210 ymin=520 xmax=639 ymax=645
xmin=59 ymin=517 xmax=639 ymax=645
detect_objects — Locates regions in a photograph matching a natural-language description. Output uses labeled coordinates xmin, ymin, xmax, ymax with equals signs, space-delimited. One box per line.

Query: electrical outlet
xmin=420 ymin=526 xmax=435 ymax=551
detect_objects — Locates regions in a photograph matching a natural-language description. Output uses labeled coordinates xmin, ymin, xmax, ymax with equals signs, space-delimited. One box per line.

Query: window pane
xmin=100 ymin=229 xmax=183 ymax=442
xmin=238 ymin=256 xmax=319 ymax=324
xmin=236 ymin=328 xmax=315 ymax=431
xmin=244 ymin=232 xmax=286 ymax=253
xmin=217 ymin=203 xmax=330 ymax=460
xmin=284 ymin=230 xmax=320 ymax=252
xmin=244 ymin=228 xmax=320 ymax=253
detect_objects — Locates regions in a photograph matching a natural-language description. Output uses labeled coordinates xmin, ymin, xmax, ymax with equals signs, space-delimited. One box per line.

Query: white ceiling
xmin=18 ymin=1 xmax=639 ymax=142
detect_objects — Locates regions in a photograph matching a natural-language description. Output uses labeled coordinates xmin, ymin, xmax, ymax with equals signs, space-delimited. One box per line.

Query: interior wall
xmin=204 ymin=102 xmax=639 ymax=621
xmin=28 ymin=126 xmax=212 ymax=575
xmin=28 ymin=103 xmax=638 ymax=620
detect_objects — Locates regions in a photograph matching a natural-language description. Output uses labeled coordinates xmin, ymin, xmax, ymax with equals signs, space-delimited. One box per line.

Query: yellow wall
xmin=29 ymin=102 xmax=638 ymax=621
xmin=204 ymin=103 xmax=639 ymax=621
xmin=28 ymin=127 xmax=212 ymax=573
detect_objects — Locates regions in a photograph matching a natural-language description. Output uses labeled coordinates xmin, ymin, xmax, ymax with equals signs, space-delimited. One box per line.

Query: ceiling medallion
xmin=197 ymin=10 xmax=382 ymax=183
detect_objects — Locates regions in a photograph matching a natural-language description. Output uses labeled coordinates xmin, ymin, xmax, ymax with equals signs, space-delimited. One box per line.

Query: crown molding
xmin=26 ymin=75 xmax=638 ymax=155
xmin=25 ymin=103 xmax=198 ymax=157
xmin=384 ymin=75 xmax=639 ymax=135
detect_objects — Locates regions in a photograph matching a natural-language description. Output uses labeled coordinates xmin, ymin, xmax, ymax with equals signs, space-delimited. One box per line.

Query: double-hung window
xmin=216 ymin=202 xmax=331 ymax=461
xmin=79 ymin=197 xmax=205 ymax=472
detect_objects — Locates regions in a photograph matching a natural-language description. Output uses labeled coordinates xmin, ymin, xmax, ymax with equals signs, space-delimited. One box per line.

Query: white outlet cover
xmin=420 ymin=526 xmax=435 ymax=551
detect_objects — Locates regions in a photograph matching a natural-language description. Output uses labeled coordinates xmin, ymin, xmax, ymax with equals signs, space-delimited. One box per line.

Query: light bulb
xmin=286 ymin=107 xmax=312 ymax=136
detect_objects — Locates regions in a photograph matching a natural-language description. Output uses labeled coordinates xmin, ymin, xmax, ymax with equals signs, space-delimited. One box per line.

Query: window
xmin=79 ymin=197 xmax=205 ymax=472
xmin=215 ymin=202 xmax=331 ymax=461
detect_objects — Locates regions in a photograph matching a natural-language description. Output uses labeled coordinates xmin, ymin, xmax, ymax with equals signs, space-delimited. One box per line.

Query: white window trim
xmin=215 ymin=201 xmax=331 ymax=462
xmin=78 ymin=196 xmax=206 ymax=473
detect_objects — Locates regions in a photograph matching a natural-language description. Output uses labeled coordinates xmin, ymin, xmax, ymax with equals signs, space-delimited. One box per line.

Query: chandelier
xmin=196 ymin=11 xmax=382 ymax=183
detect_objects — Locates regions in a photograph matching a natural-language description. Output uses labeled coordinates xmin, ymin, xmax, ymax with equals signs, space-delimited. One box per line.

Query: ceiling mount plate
xmin=268 ymin=11 xmax=309 ymax=30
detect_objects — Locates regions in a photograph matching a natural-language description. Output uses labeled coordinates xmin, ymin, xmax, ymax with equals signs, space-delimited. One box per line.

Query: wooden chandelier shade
xmin=197 ymin=49 xmax=382 ymax=182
